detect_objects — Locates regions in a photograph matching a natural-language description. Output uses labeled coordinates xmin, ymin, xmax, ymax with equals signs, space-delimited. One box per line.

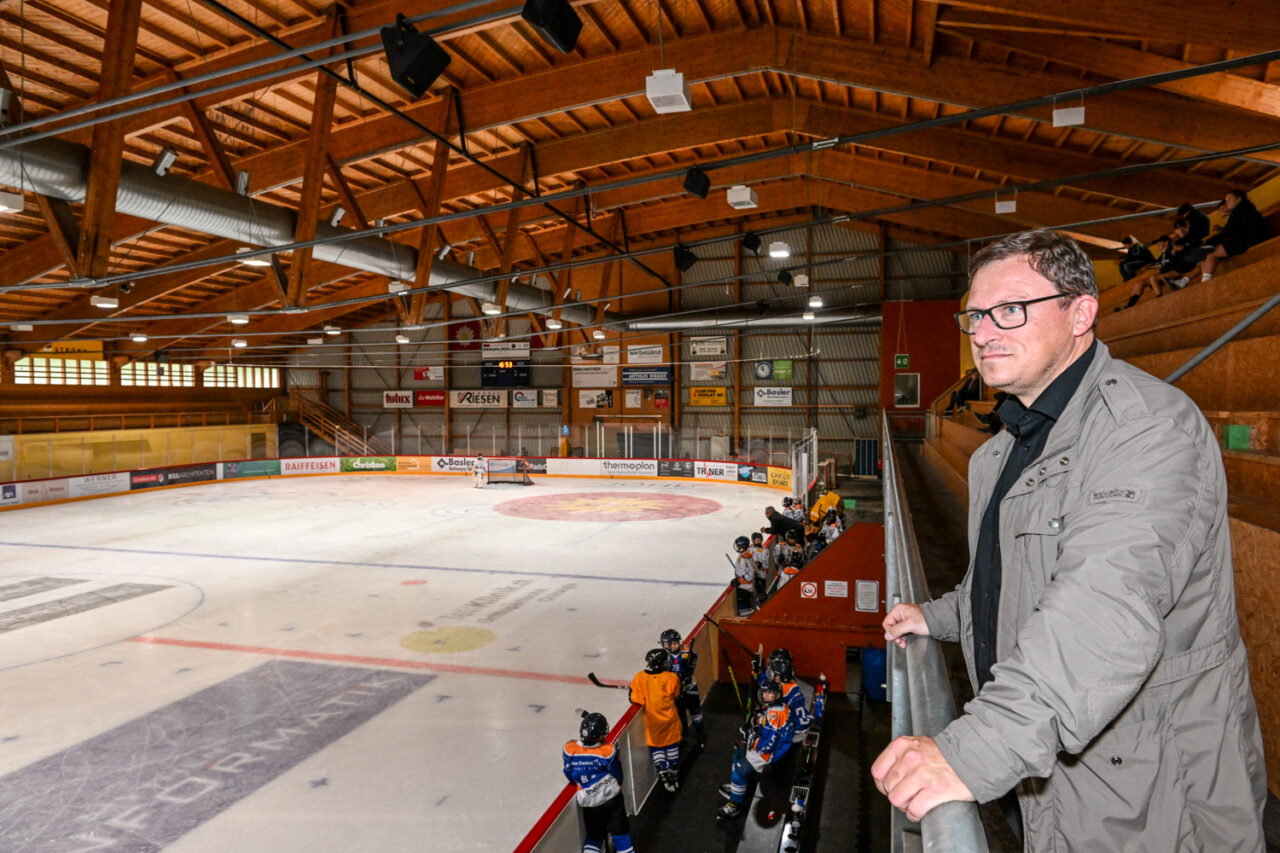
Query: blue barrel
xmin=862 ymin=648 xmax=887 ymax=702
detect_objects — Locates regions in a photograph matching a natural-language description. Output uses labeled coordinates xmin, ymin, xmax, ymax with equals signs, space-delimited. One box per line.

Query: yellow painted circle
xmin=400 ymin=626 xmax=496 ymax=653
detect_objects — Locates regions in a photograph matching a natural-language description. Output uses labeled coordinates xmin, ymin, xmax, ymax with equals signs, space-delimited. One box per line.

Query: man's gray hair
xmin=969 ymin=229 xmax=1097 ymax=299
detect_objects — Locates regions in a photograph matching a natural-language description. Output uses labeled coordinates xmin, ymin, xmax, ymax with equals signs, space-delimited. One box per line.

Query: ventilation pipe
xmin=0 ymin=137 xmax=616 ymax=327
xmin=625 ymin=310 xmax=881 ymax=331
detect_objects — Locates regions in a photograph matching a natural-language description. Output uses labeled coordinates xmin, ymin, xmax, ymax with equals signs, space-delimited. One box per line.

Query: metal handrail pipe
xmin=1164 ymin=289 xmax=1280 ymax=384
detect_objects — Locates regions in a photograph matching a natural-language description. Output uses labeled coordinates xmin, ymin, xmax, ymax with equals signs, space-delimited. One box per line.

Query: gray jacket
xmin=920 ymin=341 xmax=1266 ymax=851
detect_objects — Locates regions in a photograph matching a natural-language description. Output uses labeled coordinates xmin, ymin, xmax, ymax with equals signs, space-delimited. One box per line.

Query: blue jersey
xmin=779 ymin=679 xmax=812 ymax=738
xmin=563 ymin=739 xmax=623 ymax=807
xmin=749 ymin=702 xmax=794 ymax=765
xmin=666 ymin=648 xmax=699 ymax=692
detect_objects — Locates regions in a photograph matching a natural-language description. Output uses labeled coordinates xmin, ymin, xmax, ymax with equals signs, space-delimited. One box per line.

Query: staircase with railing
xmin=268 ymin=393 xmax=391 ymax=456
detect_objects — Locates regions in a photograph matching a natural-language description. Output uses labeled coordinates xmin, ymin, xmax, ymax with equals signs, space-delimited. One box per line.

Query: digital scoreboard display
xmin=481 ymin=359 xmax=530 ymax=388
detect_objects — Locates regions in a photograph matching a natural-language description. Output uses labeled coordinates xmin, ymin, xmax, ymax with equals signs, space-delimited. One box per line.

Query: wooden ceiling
xmin=0 ymin=0 xmax=1277 ymax=363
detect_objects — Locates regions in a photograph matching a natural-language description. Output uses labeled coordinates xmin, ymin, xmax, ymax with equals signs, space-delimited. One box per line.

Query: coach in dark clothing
xmin=761 ymin=506 xmax=804 ymax=540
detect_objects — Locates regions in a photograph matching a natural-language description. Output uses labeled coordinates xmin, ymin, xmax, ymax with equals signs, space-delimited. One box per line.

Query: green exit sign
xmin=894 ymin=354 xmax=909 ymax=369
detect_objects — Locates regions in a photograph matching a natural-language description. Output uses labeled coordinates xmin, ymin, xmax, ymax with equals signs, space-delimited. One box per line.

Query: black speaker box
xmin=521 ymin=0 xmax=582 ymax=53
xmin=674 ymin=245 xmax=698 ymax=272
xmin=381 ymin=18 xmax=452 ymax=100
xmin=683 ymin=166 xmax=710 ymax=199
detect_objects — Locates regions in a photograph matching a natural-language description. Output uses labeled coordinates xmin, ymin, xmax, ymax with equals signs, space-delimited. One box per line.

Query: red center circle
xmin=494 ymin=491 xmax=722 ymax=522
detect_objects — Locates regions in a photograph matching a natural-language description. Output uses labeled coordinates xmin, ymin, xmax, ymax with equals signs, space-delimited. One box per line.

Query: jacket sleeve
xmin=919 ymin=590 xmax=962 ymax=642
xmin=934 ymin=414 xmax=1205 ymax=803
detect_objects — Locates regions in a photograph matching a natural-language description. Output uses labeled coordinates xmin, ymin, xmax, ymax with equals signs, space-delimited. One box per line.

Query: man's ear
xmin=1074 ymin=296 xmax=1099 ymax=336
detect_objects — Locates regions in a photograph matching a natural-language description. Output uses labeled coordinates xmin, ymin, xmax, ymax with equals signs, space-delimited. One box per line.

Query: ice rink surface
xmin=0 ymin=474 xmax=776 ymax=852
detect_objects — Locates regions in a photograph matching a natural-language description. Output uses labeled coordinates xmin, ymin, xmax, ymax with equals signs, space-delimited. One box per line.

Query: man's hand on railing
xmin=871 ymin=735 xmax=975 ymax=823
xmin=882 ymin=602 xmax=930 ymax=649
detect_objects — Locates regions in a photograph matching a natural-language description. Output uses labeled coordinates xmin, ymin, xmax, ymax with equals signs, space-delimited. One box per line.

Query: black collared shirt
xmin=971 ymin=339 xmax=1097 ymax=691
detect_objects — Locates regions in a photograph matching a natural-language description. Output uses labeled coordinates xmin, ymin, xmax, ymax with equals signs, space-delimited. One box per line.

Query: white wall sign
xmin=824 ymin=580 xmax=849 ymax=598
xmin=512 ymin=389 xmax=538 ymax=408
xmin=572 ymin=365 xmax=618 ymax=387
xmin=482 ymin=341 xmax=531 ymax=360
xmin=753 ymin=387 xmax=792 ymax=407
xmin=601 ymin=345 xmax=619 ymax=365
xmin=627 ymin=344 xmax=663 ymax=364
xmin=449 ymin=389 xmax=509 ymax=408
xmin=625 ymin=389 xmax=642 ymax=408
xmin=542 ymin=389 xmax=560 ymax=407
xmin=0 ymin=436 xmax=13 ymax=463
xmin=856 ymin=580 xmax=881 ymax=612
xmin=799 ymin=581 xmax=817 ymax=599
xmin=690 ymin=362 xmax=728 ymax=381
xmin=689 ymin=337 xmax=727 ymax=356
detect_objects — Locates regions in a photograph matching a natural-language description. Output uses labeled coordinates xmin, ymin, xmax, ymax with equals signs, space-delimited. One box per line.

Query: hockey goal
xmin=486 ymin=457 xmax=535 ymax=485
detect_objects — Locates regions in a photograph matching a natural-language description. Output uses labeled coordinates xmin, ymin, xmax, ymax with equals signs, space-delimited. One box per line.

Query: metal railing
xmin=881 ymin=414 xmax=989 ymax=853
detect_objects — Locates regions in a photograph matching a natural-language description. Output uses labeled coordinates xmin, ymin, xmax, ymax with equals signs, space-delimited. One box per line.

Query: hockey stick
xmin=721 ymin=648 xmax=746 ymax=715
xmin=586 ymin=672 xmax=629 ymax=690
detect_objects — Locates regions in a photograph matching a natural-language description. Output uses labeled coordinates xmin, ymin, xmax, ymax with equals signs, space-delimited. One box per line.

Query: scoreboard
xmin=481 ymin=359 xmax=530 ymax=388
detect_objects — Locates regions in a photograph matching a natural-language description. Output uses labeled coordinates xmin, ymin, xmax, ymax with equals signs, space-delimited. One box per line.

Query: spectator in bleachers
xmin=1199 ymin=189 xmax=1270 ymax=282
xmin=1177 ymin=202 xmax=1211 ymax=248
xmin=1115 ymin=235 xmax=1158 ymax=281
xmin=943 ymin=368 xmax=982 ymax=415
xmin=1116 ymin=218 xmax=1201 ymax=310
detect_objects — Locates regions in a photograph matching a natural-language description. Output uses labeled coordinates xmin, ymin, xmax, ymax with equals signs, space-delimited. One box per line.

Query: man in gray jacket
xmin=873 ymin=230 xmax=1265 ymax=850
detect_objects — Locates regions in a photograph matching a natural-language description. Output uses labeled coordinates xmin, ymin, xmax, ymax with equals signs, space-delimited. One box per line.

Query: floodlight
xmin=151 ymin=147 xmax=178 ymax=177
xmin=228 ymin=314 xmax=250 ymax=325
xmin=232 ymin=338 xmax=248 ymax=348
xmin=768 ymin=241 xmax=790 ymax=258
xmin=646 ymin=69 xmax=692 ymax=114
xmin=89 ymin=295 xmax=118 ymax=309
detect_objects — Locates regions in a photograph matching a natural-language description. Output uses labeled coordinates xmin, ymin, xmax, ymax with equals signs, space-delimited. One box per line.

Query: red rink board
xmin=494 ymin=491 xmax=721 ymax=522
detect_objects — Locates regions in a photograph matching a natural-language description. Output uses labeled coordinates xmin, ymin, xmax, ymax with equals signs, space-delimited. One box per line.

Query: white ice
xmin=0 ymin=475 xmax=776 ymax=852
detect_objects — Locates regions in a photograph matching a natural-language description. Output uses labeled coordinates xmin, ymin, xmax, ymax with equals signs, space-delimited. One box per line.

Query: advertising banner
xmin=511 ymin=389 xmax=539 ymax=408
xmin=658 ymin=459 xmax=695 ymax=478
xmin=21 ymin=478 xmax=69 ymax=503
xmin=689 ymin=362 xmax=728 ymax=381
xmin=689 ymin=337 xmax=727 ymax=356
xmin=394 ymin=455 xmax=432 ymax=473
xmin=753 ymin=387 xmax=792 ymax=407
xmin=621 ymin=366 xmax=673 ymax=386
xmin=767 ymin=466 xmax=793 ymax=490
xmin=341 ymin=456 xmax=396 ymax=473
xmin=382 ymin=390 xmax=413 ymax=408
xmin=0 ymin=482 xmax=18 ymax=506
xmin=625 ymin=389 xmax=642 ymax=409
xmin=482 ymin=341 xmax=531 ymax=360
xmin=0 ymin=436 xmax=12 ymax=463
xmin=431 ymin=456 xmax=476 ymax=475
xmin=68 ymin=472 xmax=130 ymax=498
xmin=130 ymin=464 xmax=218 ymax=490
xmin=542 ymin=389 xmax=560 ymax=407
xmin=578 ymin=389 xmax=614 ymax=408
xmin=524 ymin=458 xmax=548 ymax=474
xmin=571 ymin=365 xmax=617 ymax=387
xmin=415 ymin=390 xmax=446 ymax=407
xmin=654 ymin=389 xmax=669 ymax=409
xmin=412 ymin=366 xmax=443 ymax=381
xmin=688 ymin=387 xmax=727 ymax=406
xmin=546 ymin=458 xmax=602 ymax=477
xmin=450 ymin=389 xmax=508 ymax=408
xmin=773 ymin=360 xmax=793 ymax=382
xmin=737 ymin=464 xmax=769 ymax=484
xmin=694 ymin=460 xmax=737 ymax=482
xmin=627 ymin=344 xmax=663 ymax=364
xmin=600 ymin=458 xmax=657 ymax=477
xmin=282 ymin=457 xmax=339 ymax=475
xmin=601 ymin=346 xmax=619 ymax=365
xmin=222 ymin=459 xmax=281 ymax=479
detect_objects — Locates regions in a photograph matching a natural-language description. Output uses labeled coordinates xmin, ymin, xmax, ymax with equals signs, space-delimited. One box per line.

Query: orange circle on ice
xmin=494 ymin=491 xmax=722 ymax=522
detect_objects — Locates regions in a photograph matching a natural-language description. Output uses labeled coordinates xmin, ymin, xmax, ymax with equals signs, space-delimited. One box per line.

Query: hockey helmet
xmin=580 ymin=711 xmax=609 ymax=746
xmin=660 ymin=628 xmax=682 ymax=651
xmin=645 ymin=648 xmax=669 ymax=673
xmin=733 ymin=535 xmax=751 ymax=553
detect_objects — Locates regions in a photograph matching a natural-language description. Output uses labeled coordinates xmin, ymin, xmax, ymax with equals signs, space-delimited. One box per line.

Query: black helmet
xmin=782 ymin=496 xmax=794 ymax=507
xmin=645 ymin=648 xmax=669 ymax=673
xmin=660 ymin=628 xmax=682 ymax=650
xmin=751 ymin=531 xmax=764 ymax=544
xmin=768 ymin=648 xmax=792 ymax=667
xmin=760 ymin=679 xmax=784 ymax=703
xmin=824 ymin=508 xmax=839 ymax=523
xmin=770 ymin=657 xmax=794 ymax=682
xmin=580 ymin=711 xmax=608 ymax=746
xmin=733 ymin=535 xmax=750 ymax=553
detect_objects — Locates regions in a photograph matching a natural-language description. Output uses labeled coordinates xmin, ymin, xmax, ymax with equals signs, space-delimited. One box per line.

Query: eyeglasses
xmin=954 ymin=293 xmax=1068 ymax=334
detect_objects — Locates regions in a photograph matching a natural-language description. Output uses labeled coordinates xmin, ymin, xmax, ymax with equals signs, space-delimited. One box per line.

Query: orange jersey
xmin=630 ymin=670 xmax=682 ymax=748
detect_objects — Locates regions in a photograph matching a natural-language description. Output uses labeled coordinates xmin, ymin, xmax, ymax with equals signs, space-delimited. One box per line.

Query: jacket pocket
xmin=1011 ymin=506 xmax=1063 ymax=613
xmin=1046 ymin=711 xmax=1188 ymax=852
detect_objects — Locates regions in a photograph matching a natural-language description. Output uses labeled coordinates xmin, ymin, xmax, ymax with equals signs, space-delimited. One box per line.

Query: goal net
xmin=486 ymin=457 xmax=534 ymax=486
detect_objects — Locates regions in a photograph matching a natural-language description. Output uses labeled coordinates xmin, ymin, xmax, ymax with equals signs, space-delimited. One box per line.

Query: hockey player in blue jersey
xmin=768 ymin=655 xmax=813 ymax=744
xmin=660 ymin=628 xmax=706 ymax=750
xmin=716 ymin=679 xmax=795 ymax=820
xmin=563 ymin=711 xmax=635 ymax=853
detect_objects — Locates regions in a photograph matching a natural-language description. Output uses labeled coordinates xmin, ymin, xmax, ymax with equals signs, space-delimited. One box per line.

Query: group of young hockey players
xmin=732 ymin=486 xmax=848 ymax=614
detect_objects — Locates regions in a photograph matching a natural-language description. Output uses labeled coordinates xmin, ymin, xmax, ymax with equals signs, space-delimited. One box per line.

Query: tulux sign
xmin=382 ymin=390 xmax=413 ymax=408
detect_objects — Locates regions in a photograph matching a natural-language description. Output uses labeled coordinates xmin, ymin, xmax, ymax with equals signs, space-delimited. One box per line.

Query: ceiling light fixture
xmin=89 ymin=295 xmax=118 ymax=309
xmin=232 ymin=338 xmax=248 ymax=348
xmin=324 ymin=325 xmax=341 ymax=336
xmin=307 ymin=336 xmax=324 ymax=345
xmin=768 ymin=241 xmax=790 ymax=258
xmin=0 ymin=189 xmax=24 ymax=212
xmin=646 ymin=68 xmax=692 ymax=114
xmin=395 ymin=333 xmax=411 ymax=344
xmin=235 ymin=247 xmax=271 ymax=267
xmin=228 ymin=314 xmax=249 ymax=325
xmin=235 ymin=170 xmax=250 ymax=196
xmin=808 ymin=295 xmax=823 ymax=308
xmin=388 ymin=280 xmax=410 ymax=294
xmin=592 ymin=329 xmax=606 ymax=340
xmin=151 ymin=147 xmax=178 ymax=177
xmin=9 ymin=323 xmax=33 ymax=332
xmin=328 ymin=206 xmax=346 ymax=227
xmin=545 ymin=317 xmax=562 ymax=330
xmin=803 ymin=310 xmax=815 ymax=320
xmin=481 ymin=301 xmax=502 ymax=315
xmin=727 ymin=185 xmax=758 ymax=209
xmin=131 ymin=332 xmax=148 ymax=343
xmin=792 ymin=273 xmax=810 ymax=288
